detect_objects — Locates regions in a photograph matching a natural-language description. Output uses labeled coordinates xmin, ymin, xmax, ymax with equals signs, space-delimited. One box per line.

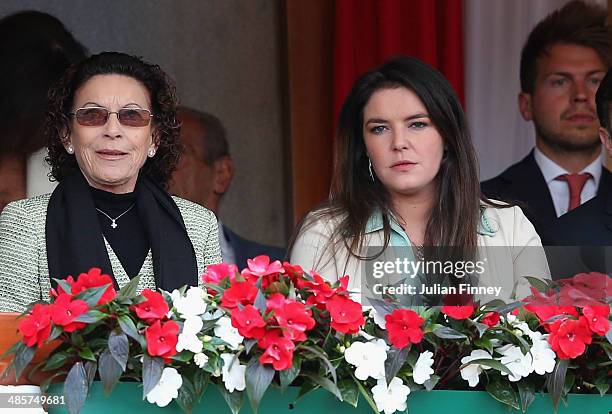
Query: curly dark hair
xmin=45 ymin=51 xmax=181 ymax=188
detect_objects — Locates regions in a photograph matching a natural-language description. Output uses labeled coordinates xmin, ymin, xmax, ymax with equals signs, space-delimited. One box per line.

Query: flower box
xmin=45 ymin=382 xmax=612 ymax=414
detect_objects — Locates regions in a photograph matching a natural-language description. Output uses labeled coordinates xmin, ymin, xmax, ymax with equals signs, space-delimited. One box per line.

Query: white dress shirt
xmin=218 ymin=221 xmax=236 ymax=265
xmin=533 ymin=147 xmax=603 ymax=217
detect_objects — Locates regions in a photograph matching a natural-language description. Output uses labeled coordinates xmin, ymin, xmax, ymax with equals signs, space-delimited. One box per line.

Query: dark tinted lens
xmin=118 ymin=108 xmax=151 ymax=127
xmin=75 ymin=108 xmax=108 ymax=126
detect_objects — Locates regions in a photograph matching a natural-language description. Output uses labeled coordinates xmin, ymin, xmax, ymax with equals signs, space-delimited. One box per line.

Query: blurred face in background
xmin=363 ymin=87 xmax=444 ymax=203
xmin=520 ymin=43 xmax=607 ymax=153
xmin=67 ymin=74 xmax=157 ymax=194
xmin=169 ymin=113 xmax=217 ymax=210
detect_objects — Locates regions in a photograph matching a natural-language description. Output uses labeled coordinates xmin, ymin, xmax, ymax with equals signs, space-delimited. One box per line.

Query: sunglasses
xmin=70 ymin=106 xmax=153 ymax=127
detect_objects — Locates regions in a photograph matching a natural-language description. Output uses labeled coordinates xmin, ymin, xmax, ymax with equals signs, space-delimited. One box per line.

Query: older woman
xmin=290 ymin=56 xmax=550 ymax=305
xmin=0 ymin=52 xmax=221 ymax=312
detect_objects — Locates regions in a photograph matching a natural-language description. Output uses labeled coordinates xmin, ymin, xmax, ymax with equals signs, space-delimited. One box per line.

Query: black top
xmin=90 ymin=186 xmax=149 ymax=278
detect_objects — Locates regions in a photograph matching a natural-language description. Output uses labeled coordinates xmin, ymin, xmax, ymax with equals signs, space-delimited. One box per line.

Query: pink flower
xmin=242 ymin=256 xmax=284 ymax=280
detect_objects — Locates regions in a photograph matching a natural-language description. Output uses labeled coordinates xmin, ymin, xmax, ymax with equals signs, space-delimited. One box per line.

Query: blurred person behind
xmin=169 ymin=107 xmax=285 ymax=269
xmin=0 ymin=10 xmax=87 ymax=212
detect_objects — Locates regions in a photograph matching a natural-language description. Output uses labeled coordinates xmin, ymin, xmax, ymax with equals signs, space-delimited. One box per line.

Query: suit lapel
xmin=500 ymin=151 xmax=557 ymax=221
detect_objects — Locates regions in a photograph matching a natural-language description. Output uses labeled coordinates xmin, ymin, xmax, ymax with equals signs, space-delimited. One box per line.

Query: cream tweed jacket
xmin=0 ymin=193 xmax=221 ymax=312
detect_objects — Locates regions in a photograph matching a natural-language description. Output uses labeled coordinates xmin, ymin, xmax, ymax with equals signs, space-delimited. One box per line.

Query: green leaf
xmin=486 ymin=379 xmax=519 ymax=410
xmin=108 ymin=330 xmax=129 ymax=371
xmin=298 ymin=344 xmax=337 ymax=383
xmin=0 ymin=338 xmax=25 ymax=359
xmin=606 ymin=326 xmax=612 ymax=345
xmin=99 ymin=349 xmax=122 ymax=395
xmin=385 ymin=346 xmax=409 ymax=385
xmin=467 ymin=319 xmax=489 ymax=338
xmin=593 ymin=371 xmax=609 ymax=396
xmin=65 ymin=362 xmax=88 ymax=414
xmin=118 ymin=314 xmax=144 ymax=347
xmin=474 ymin=337 xmax=494 ymax=354
xmin=176 ymin=376 xmax=197 ymax=414
xmin=546 ymin=359 xmax=569 ymax=411
xmin=74 ymin=285 xmax=110 ymax=307
xmin=48 ymin=325 xmax=63 ymax=341
xmin=338 ymin=379 xmax=359 ymax=407
xmin=244 ymin=339 xmax=257 ymax=354
xmin=423 ymin=374 xmax=439 ymax=391
xmin=84 ymin=361 xmax=97 ymax=388
xmin=433 ymin=326 xmax=467 ymax=339
xmin=253 ymin=290 xmax=267 ymax=312
xmin=193 ymin=369 xmax=210 ymax=398
xmin=246 ymin=359 xmax=275 ymax=414
xmin=353 ymin=374 xmax=379 ymax=413
xmin=523 ymin=276 xmax=550 ymax=293
xmin=216 ymin=384 xmax=243 ymax=414
xmin=491 ymin=301 xmax=523 ymax=316
xmin=142 ymin=355 xmax=164 ymax=399
xmin=13 ymin=342 xmax=36 ymax=380
xmin=53 ymin=278 xmax=73 ymax=296
xmin=517 ymin=381 xmax=536 ymax=413
xmin=44 ymin=352 xmax=71 ymax=371
xmin=116 ymin=275 xmax=141 ymax=299
xmin=293 ymin=381 xmax=317 ymax=403
xmin=78 ymin=347 xmax=96 ymax=361
xmin=460 ymin=358 xmax=513 ymax=375
xmin=279 ymin=356 xmax=301 ymax=392
xmin=302 ymin=373 xmax=342 ymax=401
xmin=74 ymin=309 xmax=107 ymax=323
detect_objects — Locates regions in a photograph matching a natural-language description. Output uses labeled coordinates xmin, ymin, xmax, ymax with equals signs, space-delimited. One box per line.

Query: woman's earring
xmin=368 ymin=158 xmax=375 ymax=182
xmin=148 ymin=148 xmax=156 ymax=158
xmin=66 ymin=144 xmax=74 ymax=155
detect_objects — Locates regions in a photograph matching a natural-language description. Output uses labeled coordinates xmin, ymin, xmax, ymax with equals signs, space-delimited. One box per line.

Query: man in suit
xmin=481 ymin=1 xmax=611 ymax=236
xmin=552 ymin=69 xmax=612 ymax=246
xmin=169 ymin=107 xmax=285 ymax=269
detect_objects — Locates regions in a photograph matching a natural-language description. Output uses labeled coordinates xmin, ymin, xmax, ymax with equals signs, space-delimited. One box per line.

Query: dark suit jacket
xmin=481 ymin=150 xmax=606 ymax=238
xmin=543 ymin=168 xmax=612 ymax=278
xmin=223 ymin=226 xmax=286 ymax=270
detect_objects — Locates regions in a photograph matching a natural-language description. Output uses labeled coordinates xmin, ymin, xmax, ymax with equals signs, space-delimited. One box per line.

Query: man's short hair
xmin=596 ymin=69 xmax=612 ymax=133
xmin=178 ymin=107 xmax=229 ymax=165
xmin=520 ymin=0 xmax=612 ymax=94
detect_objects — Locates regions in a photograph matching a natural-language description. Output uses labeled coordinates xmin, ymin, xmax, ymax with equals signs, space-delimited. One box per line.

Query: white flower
xmin=220 ymin=353 xmax=246 ymax=392
xmin=371 ymin=377 xmax=411 ymax=414
xmin=369 ymin=309 xmax=387 ymax=329
xmin=182 ymin=316 xmax=204 ymax=335
xmin=460 ymin=349 xmax=492 ymax=387
xmin=146 ymin=367 xmax=183 ymax=407
xmin=413 ymin=351 xmax=435 ymax=385
xmin=530 ymin=339 xmax=556 ymax=375
xmin=214 ymin=317 xmax=244 ymax=350
xmin=344 ymin=339 xmax=388 ymax=381
xmin=172 ymin=287 xmax=207 ymax=317
xmin=498 ymin=345 xmax=533 ymax=382
xmin=176 ymin=332 xmax=203 ymax=353
xmin=194 ymin=353 xmax=209 ymax=368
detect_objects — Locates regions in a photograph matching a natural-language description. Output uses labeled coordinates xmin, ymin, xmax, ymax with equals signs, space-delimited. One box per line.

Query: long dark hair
xmin=45 ymin=52 xmax=181 ymax=188
xmin=292 ymin=56 xmax=486 ymax=268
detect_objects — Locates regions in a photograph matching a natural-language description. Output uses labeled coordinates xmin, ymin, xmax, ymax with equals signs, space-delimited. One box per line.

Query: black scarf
xmin=46 ymin=171 xmax=198 ymax=291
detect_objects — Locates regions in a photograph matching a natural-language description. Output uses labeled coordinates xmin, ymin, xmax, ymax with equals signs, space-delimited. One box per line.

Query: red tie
xmin=555 ymin=173 xmax=592 ymax=212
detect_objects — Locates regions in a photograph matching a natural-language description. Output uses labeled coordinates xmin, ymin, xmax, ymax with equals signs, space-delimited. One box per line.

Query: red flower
xmin=325 ymin=295 xmax=364 ymax=334
xmin=582 ymin=305 xmax=610 ymax=336
xmin=305 ymin=273 xmax=343 ymax=309
xmin=202 ymin=263 xmax=239 ymax=286
xmin=441 ymin=304 xmax=475 ymax=320
xmin=274 ymin=300 xmax=316 ymax=342
xmin=258 ymin=329 xmax=295 ymax=371
xmin=283 ymin=262 xmax=307 ymax=288
xmin=18 ymin=304 xmax=52 ymax=347
xmin=385 ymin=309 xmax=424 ymax=349
xmin=49 ymin=276 xmax=76 ymax=298
xmin=559 ymin=272 xmax=612 ymax=304
xmin=266 ymin=293 xmax=289 ymax=311
xmin=132 ymin=289 xmax=170 ymax=322
xmin=146 ymin=320 xmax=180 ymax=361
xmin=71 ymin=268 xmax=116 ymax=305
xmin=481 ymin=311 xmax=501 ymax=327
xmin=50 ymin=293 xmax=88 ymax=332
xmin=548 ymin=316 xmax=593 ymax=359
xmin=231 ymin=305 xmax=266 ymax=339
xmin=221 ymin=281 xmax=258 ymax=310
xmin=524 ymin=304 xmax=579 ymax=329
